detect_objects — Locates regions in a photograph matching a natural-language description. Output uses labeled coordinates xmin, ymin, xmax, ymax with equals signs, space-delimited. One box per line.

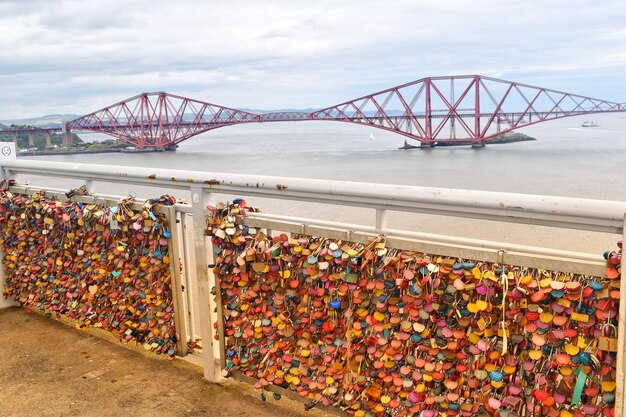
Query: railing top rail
xmin=2 ymin=159 xmax=625 ymax=234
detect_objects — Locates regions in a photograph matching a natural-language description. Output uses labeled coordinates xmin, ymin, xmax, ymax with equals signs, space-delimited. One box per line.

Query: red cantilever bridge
xmin=3 ymin=75 xmax=625 ymax=149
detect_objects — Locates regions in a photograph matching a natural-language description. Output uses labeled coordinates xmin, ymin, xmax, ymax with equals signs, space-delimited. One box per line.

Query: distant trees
xmin=0 ymin=125 xmax=82 ymax=149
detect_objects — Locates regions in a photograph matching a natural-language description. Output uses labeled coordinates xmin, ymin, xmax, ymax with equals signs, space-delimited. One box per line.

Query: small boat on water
xmin=369 ymin=133 xmax=375 ymax=141
xmin=581 ymin=121 xmax=599 ymax=127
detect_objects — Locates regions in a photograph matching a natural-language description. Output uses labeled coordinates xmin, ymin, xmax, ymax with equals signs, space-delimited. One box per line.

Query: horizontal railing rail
xmin=240 ymin=212 xmax=608 ymax=276
xmin=2 ymin=159 xmax=625 ymax=234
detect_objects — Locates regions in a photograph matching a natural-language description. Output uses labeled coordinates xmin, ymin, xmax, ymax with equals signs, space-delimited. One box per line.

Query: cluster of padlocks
xmin=0 ymin=180 xmax=179 ymax=358
xmin=209 ymin=200 xmax=621 ymax=417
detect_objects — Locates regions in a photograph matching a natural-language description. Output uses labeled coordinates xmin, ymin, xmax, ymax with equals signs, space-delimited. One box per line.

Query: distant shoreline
xmin=17 ymin=147 xmax=173 ymax=156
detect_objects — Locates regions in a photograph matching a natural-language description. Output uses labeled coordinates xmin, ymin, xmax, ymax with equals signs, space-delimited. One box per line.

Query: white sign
xmin=0 ymin=142 xmax=16 ymax=161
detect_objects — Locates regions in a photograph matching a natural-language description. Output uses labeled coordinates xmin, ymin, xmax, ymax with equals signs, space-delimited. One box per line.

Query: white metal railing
xmin=2 ymin=159 xmax=625 ymax=233
xmin=1 ymin=159 xmax=625 ymax=415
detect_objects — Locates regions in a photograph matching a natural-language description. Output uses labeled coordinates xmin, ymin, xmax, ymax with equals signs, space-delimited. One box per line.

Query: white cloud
xmin=1 ymin=0 xmax=625 ymax=118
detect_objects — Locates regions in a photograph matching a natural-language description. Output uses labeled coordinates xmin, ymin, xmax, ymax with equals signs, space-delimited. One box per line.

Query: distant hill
xmin=0 ymin=114 xmax=80 ymax=129
xmin=0 ymin=123 xmax=7 ymax=129
xmin=0 ymin=108 xmax=412 ymax=129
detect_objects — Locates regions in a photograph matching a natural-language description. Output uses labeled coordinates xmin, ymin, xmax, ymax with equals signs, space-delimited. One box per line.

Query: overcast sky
xmin=1 ymin=0 xmax=625 ymax=118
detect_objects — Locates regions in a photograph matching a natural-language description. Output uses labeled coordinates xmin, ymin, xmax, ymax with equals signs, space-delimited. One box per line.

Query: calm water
xmin=30 ymin=113 xmax=626 ymax=199
xmin=20 ymin=113 xmax=626 ymax=253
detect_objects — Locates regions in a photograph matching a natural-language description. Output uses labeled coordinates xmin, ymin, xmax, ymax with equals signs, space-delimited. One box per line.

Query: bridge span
xmin=1 ymin=75 xmax=624 ymax=149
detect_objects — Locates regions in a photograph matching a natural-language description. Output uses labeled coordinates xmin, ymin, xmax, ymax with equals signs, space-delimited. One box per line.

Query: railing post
xmin=180 ymin=213 xmax=201 ymax=343
xmin=163 ymin=205 xmax=188 ymax=357
xmin=615 ymin=213 xmax=626 ymax=417
xmin=375 ymin=208 xmax=387 ymax=231
xmin=190 ymin=187 xmax=223 ymax=382
xmin=0 ymin=142 xmax=18 ymax=309
xmin=85 ymin=180 xmax=94 ymax=194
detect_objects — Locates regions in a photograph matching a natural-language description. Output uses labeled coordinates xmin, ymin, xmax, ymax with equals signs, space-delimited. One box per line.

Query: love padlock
xmin=598 ymin=323 xmax=618 ymax=352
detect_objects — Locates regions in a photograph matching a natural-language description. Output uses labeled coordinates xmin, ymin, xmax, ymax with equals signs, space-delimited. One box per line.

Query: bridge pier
xmin=471 ymin=141 xmax=485 ymax=149
xmin=11 ymin=133 xmax=18 ymax=151
xmin=45 ymin=132 xmax=52 ymax=147
xmin=420 ymin=142 xmax=435 ymax=148
xmin=63 ymin=130 xmax=73 ymax=147
xmin=28 ymin=133 xmax=34 ymax=148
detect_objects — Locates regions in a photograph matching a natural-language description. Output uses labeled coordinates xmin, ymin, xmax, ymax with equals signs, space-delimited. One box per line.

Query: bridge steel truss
xmin=65 ymin=92 xmax=260 ymax=149
xmin=7 ymin=75 xmax=625 ymax=149
xmin=311 ymin=75 xmax=624 ymax=145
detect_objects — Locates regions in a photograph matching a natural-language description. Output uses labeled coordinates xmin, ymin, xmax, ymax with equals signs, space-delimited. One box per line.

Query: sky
xmin=1 ymin=0 xmax=625 ymax=118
